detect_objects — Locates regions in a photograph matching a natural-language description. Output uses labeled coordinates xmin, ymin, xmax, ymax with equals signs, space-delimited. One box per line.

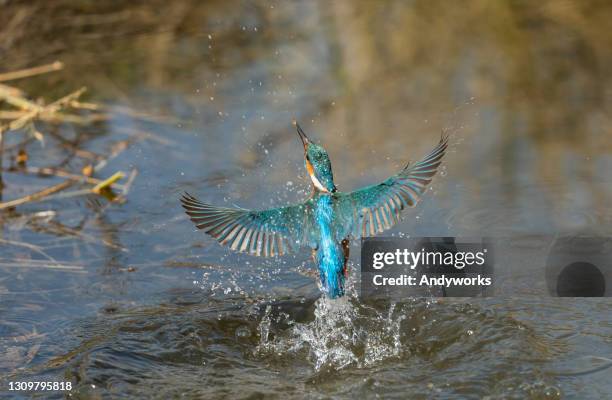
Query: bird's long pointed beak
xmin=294 ymin=121 xmax=310 ymax=150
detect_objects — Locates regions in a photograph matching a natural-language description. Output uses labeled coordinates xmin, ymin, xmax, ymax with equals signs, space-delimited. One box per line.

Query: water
xmin=1 ymin=1 xmax=612 ymax=398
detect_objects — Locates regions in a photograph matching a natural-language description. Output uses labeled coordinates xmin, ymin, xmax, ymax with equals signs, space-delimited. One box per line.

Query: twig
xmin=0 ymin=111 xmax=28 ymax=119
xmin=0 ymin=70 xmax=140 ymax=212
xmin=93 ymin=139 xmax=131 ymax=171
xmin=92 ymin=171 xmax=124 ymax=194
xmin=0 ymin=262 xmax=86 ymax=272
xmin=113 ymin=126 xmax=177 ymax=147
xmin=0 ymin=239 xmax=58 ymax=262
xmin=27 ymin=219 xmax=128 ymax=252
xmin=45 ymin=130 xmax=103 ymax=161
xmin=0 ymin=110 xmax=107 ymax=125
xmin=4 ymin=166 xmax=125 ymax=188
xmin=0 ymin=61 xmax=64 ymax=82
xmin=0 ymin=180 xmax=74 ymax=210
xmin=69 ymin=100 xmax=100 ymax=110
xmin=5 ymin=109 xmax=37 ymax=131
xmin=3 ymin=87 xmax=87 ymax=132
xmin=0 ymin=127 xmax=4 ymax=191
xmin=122 ymin=169 xmax=138 ymax=195
xmin=0 ymin=83 xmax=25 ymax=98
xmin=42 ymin=188 xmax=95 ymax=201
xmin=0 ymin=258 xmax=81 ymax=266
xmin=0 ymin=84 xmax=42 ymax=111
xmin=47 ymin=87 xmax=87 ymax=111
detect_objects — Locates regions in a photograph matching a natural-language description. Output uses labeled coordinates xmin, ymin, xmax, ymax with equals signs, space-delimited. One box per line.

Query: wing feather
xmin=335 ymin=134 xmax=448 ymax=238
xmin=180 ymin=193 xmax=313 ymax=256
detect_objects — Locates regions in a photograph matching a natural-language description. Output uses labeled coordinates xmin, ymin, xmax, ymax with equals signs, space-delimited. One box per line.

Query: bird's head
xmin=295 ymin=122 xmax=336 ymax=193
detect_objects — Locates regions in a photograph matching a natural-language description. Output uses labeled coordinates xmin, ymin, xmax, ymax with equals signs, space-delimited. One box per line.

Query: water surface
xmin=1 ymin=1 xmax=611 ymax=398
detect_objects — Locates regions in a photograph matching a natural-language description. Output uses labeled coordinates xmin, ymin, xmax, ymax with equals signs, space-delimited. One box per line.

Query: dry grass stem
xmin=0 ymin=261 xmax=86 ymax=272
xmin=0 ymin=180 xmax=74 ymax=210
xmin=92 ymin=171 xmax=125 ymax=194
xmin=0 ymin=62 xmax=143 ymax=211
xmin=0 ymin=61 xmax=64 ymax=82
xmin=5 ymin=166 xmax=124 ymax=188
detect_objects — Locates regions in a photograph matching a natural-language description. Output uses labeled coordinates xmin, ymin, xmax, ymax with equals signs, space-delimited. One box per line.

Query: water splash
xmin=255 ymin=291 xmax=417 ymax=371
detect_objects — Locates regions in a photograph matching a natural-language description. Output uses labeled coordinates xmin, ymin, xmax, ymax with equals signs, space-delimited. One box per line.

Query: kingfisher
xmin=181 ymin=123 xmax=448 ymax=298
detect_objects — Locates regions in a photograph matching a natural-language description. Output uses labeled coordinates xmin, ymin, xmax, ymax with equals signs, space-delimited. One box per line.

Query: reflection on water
xmin=1 ymin=0 xmax=612 ymax=398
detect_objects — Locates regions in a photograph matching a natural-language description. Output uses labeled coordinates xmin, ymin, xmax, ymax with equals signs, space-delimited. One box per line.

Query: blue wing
xmin=180 ymin=193 xmax=314 ymax=257
xmin=334 ymin=133 xmax=449 ymax=238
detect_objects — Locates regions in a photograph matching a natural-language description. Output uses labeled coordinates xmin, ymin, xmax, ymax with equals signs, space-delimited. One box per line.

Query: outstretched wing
xmin=335 ymin=134 xmax=449 ymax=238
xmin=180 ymin=193 xmax=313 ymax=257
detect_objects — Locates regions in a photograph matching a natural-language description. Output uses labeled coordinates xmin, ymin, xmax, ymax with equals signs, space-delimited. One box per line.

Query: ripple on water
xmin=252 ymin=294 xmax=563 ymax=398
xmin=13 ymin=292 xmax=564 ymax=399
